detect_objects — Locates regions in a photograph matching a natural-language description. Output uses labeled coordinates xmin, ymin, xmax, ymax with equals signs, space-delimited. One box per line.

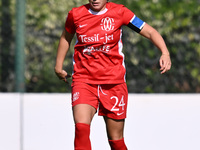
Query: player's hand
xmin=55 ymin=69 xmax=71 ymax=83
xmin=159 ymin=54 xmax=171 ymax=74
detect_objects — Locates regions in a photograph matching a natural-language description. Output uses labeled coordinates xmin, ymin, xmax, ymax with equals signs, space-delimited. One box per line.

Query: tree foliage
xmin=117 ymin=0 xmax=200 ymax=92
xmin=0 ymin=0 xmax=199 ymax=93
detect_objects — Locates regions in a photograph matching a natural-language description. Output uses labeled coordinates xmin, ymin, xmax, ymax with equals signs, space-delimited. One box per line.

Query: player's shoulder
xmin=70 ymin=4 xmax=90 ymax=16
xmin=107 ymin=2 xmax=129 ymax=14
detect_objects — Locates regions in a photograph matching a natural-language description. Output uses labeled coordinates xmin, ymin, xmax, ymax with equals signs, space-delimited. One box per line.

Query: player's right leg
xmin=71 ymin=82 xmax=99 ymax=150
xmin=73 ymin=104 xmax=96 ymax=150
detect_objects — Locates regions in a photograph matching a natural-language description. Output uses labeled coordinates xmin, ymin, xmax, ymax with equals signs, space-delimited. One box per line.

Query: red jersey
xmin=65 ymin=2 xmax=145 ymax=84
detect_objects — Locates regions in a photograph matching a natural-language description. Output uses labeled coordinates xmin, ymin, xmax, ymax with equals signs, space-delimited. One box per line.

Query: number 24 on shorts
xmin=110 ymin=95 xmax=125 ymax=112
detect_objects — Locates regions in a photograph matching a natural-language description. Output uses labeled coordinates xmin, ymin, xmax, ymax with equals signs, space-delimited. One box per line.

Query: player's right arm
xmin=55 ymin=29 xmax=74 ymax=83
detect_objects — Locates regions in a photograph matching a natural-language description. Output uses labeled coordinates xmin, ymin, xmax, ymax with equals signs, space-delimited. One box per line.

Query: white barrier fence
xmin=0 ymin=93 xmax=200 ymax=150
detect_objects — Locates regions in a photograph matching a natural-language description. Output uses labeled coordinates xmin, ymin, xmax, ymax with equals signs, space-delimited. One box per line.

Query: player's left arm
xmin=139 ymin=23 xmax=171 ymax=74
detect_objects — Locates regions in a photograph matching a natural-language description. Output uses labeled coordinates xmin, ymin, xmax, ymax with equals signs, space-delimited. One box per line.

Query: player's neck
xmin=89 ymin=7 xmax=108 ymax=15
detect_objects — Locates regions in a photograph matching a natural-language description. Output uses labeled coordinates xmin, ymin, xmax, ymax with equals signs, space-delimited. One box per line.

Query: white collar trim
xmin=88 ymin=8 xmax=108 ymax=15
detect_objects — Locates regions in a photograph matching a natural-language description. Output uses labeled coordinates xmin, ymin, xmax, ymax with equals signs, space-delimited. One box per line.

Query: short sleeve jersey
xmin=65 ymin=2 xmax=145 ymax=84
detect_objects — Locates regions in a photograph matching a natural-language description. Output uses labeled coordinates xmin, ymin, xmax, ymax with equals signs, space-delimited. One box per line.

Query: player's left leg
xmin=104 ymin=116 xmax=127 ymax=150
xmin=98 ymin=83 xmax=128 ymax=149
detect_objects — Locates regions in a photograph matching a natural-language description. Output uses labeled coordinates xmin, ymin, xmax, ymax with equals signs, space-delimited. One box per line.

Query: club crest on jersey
xmin=100 ymin=17 xmax=115 ymax=31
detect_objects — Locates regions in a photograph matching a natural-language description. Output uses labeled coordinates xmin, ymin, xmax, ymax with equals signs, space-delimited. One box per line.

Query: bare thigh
xmin=73 ymin=104 xmax=97 ymax=125
xmin=104 ymin=116 xmax=125 ymax=140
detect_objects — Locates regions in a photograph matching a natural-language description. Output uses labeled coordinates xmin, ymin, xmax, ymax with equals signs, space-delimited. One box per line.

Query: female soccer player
xmin=55 ymin=0 xmax=171 ymax=149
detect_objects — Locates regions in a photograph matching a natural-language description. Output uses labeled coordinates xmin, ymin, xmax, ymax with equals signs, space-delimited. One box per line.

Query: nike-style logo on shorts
xmin=117 ymin=112 xmax=124 ymax=116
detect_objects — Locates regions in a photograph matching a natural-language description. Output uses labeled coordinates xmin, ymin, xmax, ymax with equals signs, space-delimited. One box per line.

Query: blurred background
xmin=1 ymin=1 xmax=200 ymax=150
xmin=0 ymin=0 xmax=200 ymax=93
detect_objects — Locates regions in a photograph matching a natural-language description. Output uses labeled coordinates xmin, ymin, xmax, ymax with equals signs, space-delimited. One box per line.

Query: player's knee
xmin=107 ymin=128 xmax=124 ymax=140
xmin=73 ymin=104 xmax=96 ymax=124
xmin=108 ymin=133 xmax=123 ymax=141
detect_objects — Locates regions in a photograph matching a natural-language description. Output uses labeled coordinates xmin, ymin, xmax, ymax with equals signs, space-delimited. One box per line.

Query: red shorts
xmin=71 ymin=82 xmax=128 ymax=120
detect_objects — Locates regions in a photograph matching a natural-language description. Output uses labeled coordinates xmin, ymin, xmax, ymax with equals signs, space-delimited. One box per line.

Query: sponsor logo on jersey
xmin=78 ymin=18 xmax=115 ymax=55
xmin=79 ymin=34 xmax=100 ymax=43
xmin=79 ymin=33 xmax=114 ymax=44
xmin=100 ymin=17 xmax=115 ymax=31
xmin=83 ymin=45 xmax=110 ymax=55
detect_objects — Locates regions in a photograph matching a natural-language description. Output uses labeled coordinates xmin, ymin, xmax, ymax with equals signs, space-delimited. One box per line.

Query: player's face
xmin=89 ymin=0 xmax=107 ymax=12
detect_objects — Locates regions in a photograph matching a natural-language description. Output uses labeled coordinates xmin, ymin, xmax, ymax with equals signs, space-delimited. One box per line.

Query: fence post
xmin=15 ymin=0 xmax=26 ymax=92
